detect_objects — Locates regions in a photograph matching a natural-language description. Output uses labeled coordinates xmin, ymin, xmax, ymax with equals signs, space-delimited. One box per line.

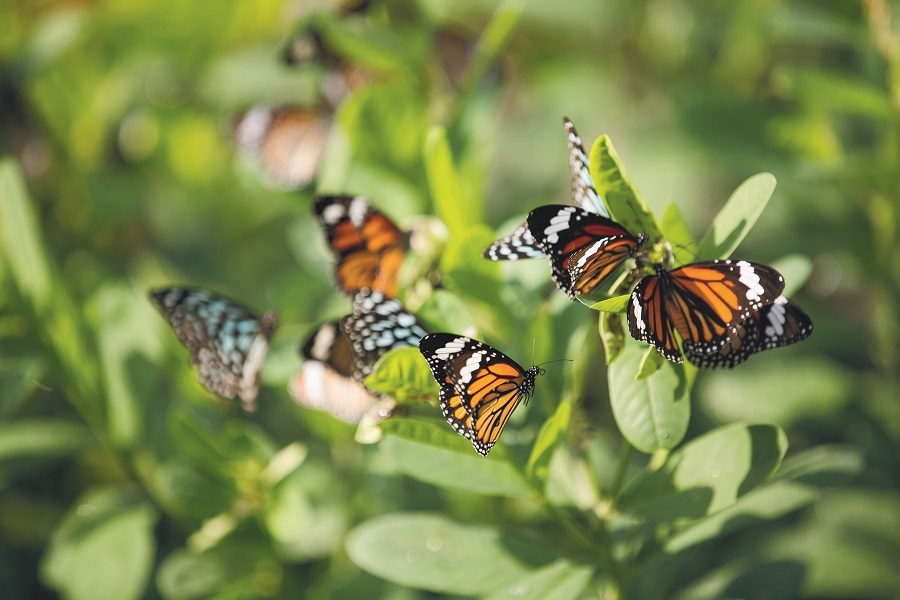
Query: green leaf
xmin=0 ymin=419 xmax=91 ymax=488
xmin=589 ymin=135 xmax=662 ymax=242
xmin=483 ymin=560 xmax=594 ymax=600
xmin=346 ymin=513 xmax=556 ymax=595
xmin=526 ymin=398 xmax=571 ymax=484
xmin=695 ymin=173 xmax=776 ymax=262
xmin=424 ymin=126 xmax=481 ymax=237
xmin=364 ymin=347 xmax=435 ymax=404
xmin=92 ymin=282 xmax=165 ymax=448
xmin=599 ymin=312 xmax=627 ymax=364
xmin=663 ymin=445 xmax=863 ymax=553
xmin=661 ymin=201 xmax=696 ymax=262
xmin=41 ymin=487 xmax=158 ymax=600
xmin=379 ymin=419 xmax=531 ymax=497
xmin=589 ymin=294 xmax=629 ymax=313
xmin=618 ymin=423 xmax=788 ymax=520
xmin=769 ymin=253 xmax=813 ymax=296
xmin=607 ymin=338 xmax=690 ymax=453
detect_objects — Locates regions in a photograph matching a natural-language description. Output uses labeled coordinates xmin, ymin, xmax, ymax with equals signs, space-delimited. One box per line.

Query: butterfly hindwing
xmin=628 ymin=260 xmax=786 ymax=364
xmin=314 ymin=195 xmax=408 ymax=297
xmin=418 ymin=333 xmax=541 ymax=456
xmin=482 ymin=223 xmax=545 ymax=261
xmin=150 ymin=287 xmax=276 ymax=412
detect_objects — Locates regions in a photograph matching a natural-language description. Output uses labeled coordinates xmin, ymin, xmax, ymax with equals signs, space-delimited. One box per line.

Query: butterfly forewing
xmin=150 ymin=287 xmax=276 ymax=412
xmin=314 ymin=195 xmax=408 ymax=297
xmin=341 ymin=288 xmax=429 ymax=380
xmin=564 ymin=116 xmax=609 ymax=217
xmin=418 ymin=333 xmax=540 ymax=456
xmin=301 ymin=321 xmax=356 ymax=378
xmin=482 ymin=223 xmax=545 ymax=261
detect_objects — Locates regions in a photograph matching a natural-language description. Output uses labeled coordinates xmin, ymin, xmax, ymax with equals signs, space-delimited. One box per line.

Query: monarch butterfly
xmin=627 ymin=260 xmax=786 ymax=364
xmin=419 ymin=333 xmax=544 ymax=456
xmin=313 ymin=195 xmax=409 ymax=297
xmin=683 ymin=295 xmax=813 ymax=368
xmin=290 ymin=289 xmax=426 ymax=423
xmin=483 ymin=116 xmax=609 ymax=261
xmin=233 ymin=105 xmax=332 ymax=190
xmin=149 ymin=287 xmax=277 ymax=412
xmin=526 ymin=205 xmax=647 ymax=299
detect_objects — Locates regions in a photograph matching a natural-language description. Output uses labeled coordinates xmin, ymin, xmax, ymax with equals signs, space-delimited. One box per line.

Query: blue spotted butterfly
xmin=150 ymin=287 xmax=277 ymax=412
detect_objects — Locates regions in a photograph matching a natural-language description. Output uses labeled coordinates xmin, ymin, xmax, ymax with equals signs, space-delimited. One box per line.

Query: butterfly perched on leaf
xmin=313 ymin=195 xmax=409 ymax=297
xmin=419 ymin=333 xmax=544 ymax=456
xmin=150 ymin=287 xmax=277 ymax=412
xmin=290 ymin=289 xmax=427 ymax=423
xmin=232 ymin=105 xmax=332 ymax=190
xmin=627 ymin=260 xmax=786 ymax=364
xmin=483 ymin=116 xmax=609 ymax=261
xmin=682 ymin=295 xmax=813 ymax=368
xmin=526 ymin=204 xmax=647 ymax=300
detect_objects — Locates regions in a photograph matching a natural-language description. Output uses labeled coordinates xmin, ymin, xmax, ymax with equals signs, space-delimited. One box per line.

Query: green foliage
xmin=1 ymin=1 xmax=898 ymax=599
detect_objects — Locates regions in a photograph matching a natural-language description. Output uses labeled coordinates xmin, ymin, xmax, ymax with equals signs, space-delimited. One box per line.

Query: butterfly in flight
xmin=419 ymin=333 xmax=545 ymax=456
xmin=290 ymin=289 xmax=427 ymax=423
xmin=232 ymin=105 xmax=332 ymax=190
xmin=483 ymin=116 xmax=609 ymax=261
xmin=526 ymin=204 xmax=647 ymax=299
xmin=683 ymin=295 xmax=813 ymax=368
xmin=313 ymin=195 xmax=409 ymax=297
xmin=627 ymin=260 xmax=786 ymax=364
xmin=149 ymin=287 xmax=277 ymax=412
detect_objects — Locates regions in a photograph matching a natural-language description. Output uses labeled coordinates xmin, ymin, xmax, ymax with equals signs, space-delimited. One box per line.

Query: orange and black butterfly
xmin=418 ymin=333 xmax=544 ymax=456
xmin=290 ymin=289 xmax=427 ymax=423
xmin=683 ymin=295 xmax=813 ymax=368
xmin=627 ymin=260 xmax=786 ymax=364
xmin=149 ymin=287 xmax=277 ymax=412
xmin=232 ymin=105 xmax=332 ymax=190
xmin=526 ymin=205 xmax=647 ymax=299
xmin=313 ymin=195 xmax=409 ymax=297
xmin=483 ymin=117 xmax=609 ymax=261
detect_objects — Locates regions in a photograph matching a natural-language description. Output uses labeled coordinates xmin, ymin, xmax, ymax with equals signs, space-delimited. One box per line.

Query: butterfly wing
xmin=418 ymin=333 xmax=538 ymax=456
xmin=150 ymin=287 xmax=276 ymax=412
xmin=314 ymin=195 xmax=408 ymax=297
xmin=341 ymin=289 xmax=429 ymax=381
xmin=683 ymin=295 xmax=813 ymax=368
xmin=482 ymin=223 xmax=546 ymax=261
xmin=301 ymin=321 xmax=357 ymax=378
xmin=564 ymin=117 xmax=609 ymax=217
xmin=233 ymin=106 xmax=331 ymax=190
xmin=527 ymin=205 xmax=641 ymax=299
xmin=628 ymin=260 xmax=785 ymax=364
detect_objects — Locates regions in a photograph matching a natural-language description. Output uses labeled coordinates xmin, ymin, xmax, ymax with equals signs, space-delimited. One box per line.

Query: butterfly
xmin=418 ymin=333 xmax=544 ymax=456
xmin=483 ymin=116 xmax=609 ymax=261
xmin=683 ymin=295 xmax=813 ymax=368
xmin=290 ymin=289 xmax=426 ymax=423
xmin=526 ymin=204 xmax=647 ymax=299
xmin=313 ymin=195 xmax=409 ymax=297
xmin=627 ymin=260 xmax=786 ymax=364
xmin=232 ymin=105 xmax=332 ymax=190
xmin=149 ymin=287 xmax=277 ymax=412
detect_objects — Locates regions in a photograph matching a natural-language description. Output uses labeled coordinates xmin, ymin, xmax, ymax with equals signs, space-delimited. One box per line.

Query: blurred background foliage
xmin=0 ymin=0 xmax=899 ymax=598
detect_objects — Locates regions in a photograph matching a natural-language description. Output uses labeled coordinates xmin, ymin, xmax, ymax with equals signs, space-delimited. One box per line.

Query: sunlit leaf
xmin=365 ymin=347 xmax=435 ymax=404
xmin=424 ymin=126 xmax=481 ymax=237
xmin=526 ymin=398 xmax=571 ymax=484
xmin=695 ymin=173 xmax=776 ymax=262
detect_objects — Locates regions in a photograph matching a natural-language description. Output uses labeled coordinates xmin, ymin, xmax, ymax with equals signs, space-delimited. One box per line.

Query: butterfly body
xmin=150 ymin=287 xmax=276 ymax=412
xmin=419 ymin=333 xmax=542 ymax=456
xmin=314 ymin=195 xmax=408 ymax=297
xmin=628 ymin=260 xmax=785 ymax=364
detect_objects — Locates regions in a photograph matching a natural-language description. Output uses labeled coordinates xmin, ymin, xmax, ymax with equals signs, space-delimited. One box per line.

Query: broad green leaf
xmin=483 ymin=560 xmax=594 ymax=600
xmin=346 ymin=513 xmax=556 ymax=595
xmin=424 ymin=126 xmax=480 ymax=237
xmin=379 ymin=420 xmax=531 ymax=497
xmin=618 ymin=423 xmax=788 ymax=519
xmin=92 ymin=283 xmax=164 ymax=448
xmin=156 ymin=540 xmax=280 ymax=600
xmin=589 ymin=135 xmax=662 ymax=242
xmin=769 ymin=253 xmax=813 ymax=296
xmin=364 ymin=347 xmax=435 ymax=404
xmin=661 ymin=202 xmax=696 ymax=262
xmin=589 ymin=294 xmax=629 ymax=313
xmin=663 ymin=445 xmax=862 ymax=553
xmin=695 ymin=173 xmax=776 ymax=262
xmin=41 ymin=487 xmax=158 ymax=600
xmin=526 ymin=398 xmax=571 ymax=484
xmin=0 ymin=419 xmax=91 ymax=487
xmin=608 ymin=338 xmax=690 ymax=453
